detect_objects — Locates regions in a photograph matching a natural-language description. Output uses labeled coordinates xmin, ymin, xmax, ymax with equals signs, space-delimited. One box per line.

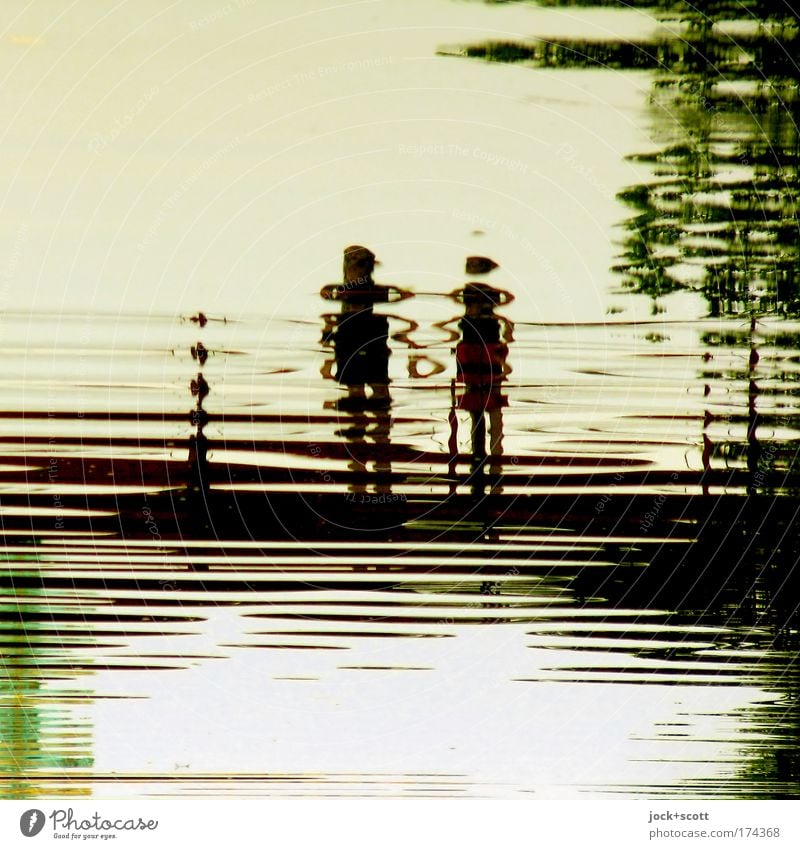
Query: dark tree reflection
xmin=449 ymin=4 xmax=800 ymax=317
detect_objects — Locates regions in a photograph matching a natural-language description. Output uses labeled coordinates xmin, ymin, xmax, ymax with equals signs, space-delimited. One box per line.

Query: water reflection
xmin=615 ymin=9 xmax=799 ymax=318
xmin=0 ymin=614 xmax=94 ymax=798
xmin=320 ymin=246 xmax=415 ymax=498
xmin=446 ymin=261 xmax=513 ymax=496
xmin=0 ymin=300 xmax=797 ymax=797
xmin=1 ymin=1 xmax=799 ymax=799
xmin=449 ymin=4 xmax=800 ymax=317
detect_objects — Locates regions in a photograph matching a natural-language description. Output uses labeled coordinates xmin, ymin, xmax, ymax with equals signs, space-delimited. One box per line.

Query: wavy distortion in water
xmin=0 ymin=297 xmax=797 ymax=798
xmin=2 ymin=1 xmax=800 ymax=799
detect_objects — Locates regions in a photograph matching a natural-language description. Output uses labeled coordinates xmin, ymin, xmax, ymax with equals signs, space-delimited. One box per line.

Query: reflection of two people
xmin=321 ymin=247 xmax=512 ymax=497
xmin=447 ymin=258 xmax=513 ymax=496
xmin=320 ymin=246 xmax=412 ymax=495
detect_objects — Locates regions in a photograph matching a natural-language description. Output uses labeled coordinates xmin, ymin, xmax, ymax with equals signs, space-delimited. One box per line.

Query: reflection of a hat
xmin=343 ymin=245 xmax=378 ymax=287
xmin=465 ymin=256 xmax=499 ymax=275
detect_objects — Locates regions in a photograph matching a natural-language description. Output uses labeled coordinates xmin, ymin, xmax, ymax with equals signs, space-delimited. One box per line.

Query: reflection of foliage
xmin=616 ymin=169 xmax=800 ymax=314
xmin=448 ymin=13 xmax=799 ymax=74
xmin=451 ymin=4 xmax=800 ymax=316
xmin=460 ymin=39 xmax=664 ymax=69
xmin=612 ymin=207 xmax=685 ymax=299
xmin=477 ymin=0 xmax=798 ymax=17
xmin=618 ymin=15 xmax=800 ymax=316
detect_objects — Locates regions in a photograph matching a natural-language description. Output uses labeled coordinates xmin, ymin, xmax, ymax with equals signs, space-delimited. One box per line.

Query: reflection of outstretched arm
xmin=320 ymin=283 xmax=414 ymax=303
xmin=448 ymin=285 xmax=514 ymax=307
xmin=386 ymin=285 xmax=414 ymax=302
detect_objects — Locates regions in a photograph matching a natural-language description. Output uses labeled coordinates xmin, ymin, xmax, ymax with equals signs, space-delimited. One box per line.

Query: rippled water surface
xmin=1 ymin=0 xmax=799 ymax=799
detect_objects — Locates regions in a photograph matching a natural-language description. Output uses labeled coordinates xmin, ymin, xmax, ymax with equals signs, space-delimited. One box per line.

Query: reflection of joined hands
xmin=319 ymin=282 xmax=414 ymax=303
